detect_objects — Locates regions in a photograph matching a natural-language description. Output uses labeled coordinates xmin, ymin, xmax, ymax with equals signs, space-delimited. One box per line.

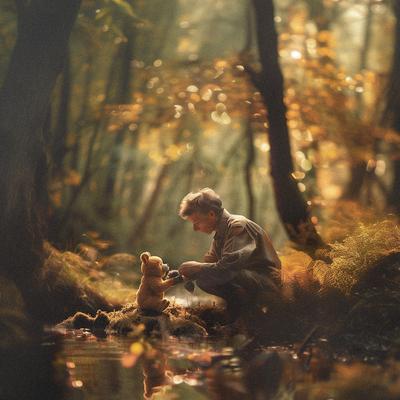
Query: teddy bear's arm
xmin=151 ymin=277 xmax=179 ymax=293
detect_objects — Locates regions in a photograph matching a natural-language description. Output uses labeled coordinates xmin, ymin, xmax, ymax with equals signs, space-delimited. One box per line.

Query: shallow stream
xmin=56 ymin=328 xmax=400 ymax=400
xmin=4 ymin=325 xmax=400 ymax=400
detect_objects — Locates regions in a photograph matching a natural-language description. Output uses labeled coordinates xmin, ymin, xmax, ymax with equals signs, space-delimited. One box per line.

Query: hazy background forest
xmin=0 ymin=0 xmax=398 ymax=265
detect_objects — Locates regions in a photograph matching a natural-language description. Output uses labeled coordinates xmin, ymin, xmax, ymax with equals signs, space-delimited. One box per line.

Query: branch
xmin=242 ymin=62 xmax=261 ymax=89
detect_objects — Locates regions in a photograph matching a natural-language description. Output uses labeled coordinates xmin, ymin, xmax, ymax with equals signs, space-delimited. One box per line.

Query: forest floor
xmin=51 ymin=206 xmax=400 ymax=356
xmin=4 ymin=201 xmax=400 ymax=399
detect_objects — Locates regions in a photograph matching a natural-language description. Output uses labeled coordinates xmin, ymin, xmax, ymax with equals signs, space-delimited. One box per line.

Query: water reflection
xmin=65 ymin=332 xmax=400 ymax=399
xmin=5 ymin=328 xmax=396 ymax=400
xmin=61 ymin=332 xmax=211 ymax=399
xmin=142 ymin=350 xmax=167 ymax=398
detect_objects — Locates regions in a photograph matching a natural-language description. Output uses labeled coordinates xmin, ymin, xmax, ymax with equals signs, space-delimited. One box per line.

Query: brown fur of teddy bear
xmin=136 ymin=252 xmax=180 ymax=315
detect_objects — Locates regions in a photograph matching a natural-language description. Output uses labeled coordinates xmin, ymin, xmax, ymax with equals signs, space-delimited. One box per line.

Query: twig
xmin=297 ymin=325 xmax=320 ymax=357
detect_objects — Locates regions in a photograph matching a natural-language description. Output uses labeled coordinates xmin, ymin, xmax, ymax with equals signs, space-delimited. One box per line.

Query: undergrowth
xmin=314 ymin=220 xmax=400 ymax=295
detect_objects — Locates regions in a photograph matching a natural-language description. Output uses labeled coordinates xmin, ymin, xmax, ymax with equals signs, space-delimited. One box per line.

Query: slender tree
xmin=304 ymin=0 xmax=368 ymax=201
xmin=0 ymin=0 xmax=81 ymax=301
xmin=56 ymin=48 xmax=121 ymax=233
xmin=101 ymin=27 xmax=135 ymax=216
xmin=52 ymin=48 xmax=71 ymax=177
xmin=382 ymin=0 xmax=400 ymax=214
xmin=129 ymin=126 xmax=186 ymax=247
xmin=343 ymin=0 xmax=374 ymax=201
xmin=306 ymin=0 xmax=340 ymax=31
xmin=129 ymin=162 xmax=172 ymax=246
xmin=70 ymin=51 xmax=94 ymax=171
xmin=244 ymin=118 xmax=256 ymax=221
xmin=249 ymin=0 xmax=323 ymax=247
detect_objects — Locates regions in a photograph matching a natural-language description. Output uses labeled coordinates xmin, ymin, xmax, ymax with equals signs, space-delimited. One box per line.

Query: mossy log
xmin=60 ymin=304 xmax=208 ymax=338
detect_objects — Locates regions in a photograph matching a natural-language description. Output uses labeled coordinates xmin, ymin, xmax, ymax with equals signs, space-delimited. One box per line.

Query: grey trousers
xmin=195 ymin=268 xmax=280 ymax=309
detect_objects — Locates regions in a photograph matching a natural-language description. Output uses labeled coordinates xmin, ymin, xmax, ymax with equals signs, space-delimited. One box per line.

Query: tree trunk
xmin=244 ymin=118 xmax=256 ymax=221
xmin=70 ymin=51 xmax=94 ymax=171
xmin=164 ymin=159 xmax=196 ymax=240
xmin=101 ymin=29 xmax=134 ymax=216
xmin=52 ymin=48 xmax=71 ymax=176
xmin=389 ymin=159 xmax=400 ymax=213
xmin=250 ymin=0 xmax=323 ymax=247
xmin=129 ymin=163 xmax=171 ymax=247
xmin=307 ymin=0 xmax=340 ymax=31
xmin=56 ymin=49 xmax=120 ymax=233
xmin=129 ymin=128 xmax=185 ymax=246
xmin=343 ymin=1 xmax=373 ymax=200
xmin=0 ymin=0 xmax=81 ymax=305
xmin=382 ymin=0 xmax=400 ymax=214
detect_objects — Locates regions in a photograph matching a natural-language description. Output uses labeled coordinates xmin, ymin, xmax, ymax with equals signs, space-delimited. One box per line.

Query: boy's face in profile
xmin=187 ymin=211 xmax=217 ymax=234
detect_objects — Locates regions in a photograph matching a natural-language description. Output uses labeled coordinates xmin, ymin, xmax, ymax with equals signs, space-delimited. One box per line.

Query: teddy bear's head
xmin=140 ymin=252 xmax=169 ymax=277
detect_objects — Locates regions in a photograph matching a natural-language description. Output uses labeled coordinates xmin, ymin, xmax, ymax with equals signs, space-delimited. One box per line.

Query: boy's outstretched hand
xmin=166 ymin=269 xmax=184 ymax=283
xmin=178 ymin=261 xmax=203 ymax=279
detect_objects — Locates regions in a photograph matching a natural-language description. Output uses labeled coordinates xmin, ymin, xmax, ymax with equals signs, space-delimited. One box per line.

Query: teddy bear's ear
xmin=140 ymin=252 xmax=151 ymax=263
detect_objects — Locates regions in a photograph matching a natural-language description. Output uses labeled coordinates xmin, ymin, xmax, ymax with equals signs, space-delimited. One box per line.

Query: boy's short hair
xmin=179 ymin=188 xmax=223 ymax=218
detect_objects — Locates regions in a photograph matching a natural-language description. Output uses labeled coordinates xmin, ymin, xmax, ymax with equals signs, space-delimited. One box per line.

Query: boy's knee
xmin=196 ymin=277 xmax=215 ymax=293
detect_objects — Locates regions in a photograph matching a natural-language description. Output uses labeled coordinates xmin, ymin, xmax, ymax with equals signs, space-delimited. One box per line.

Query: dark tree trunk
xmin=244 ymin=119 xmax=256 ymax=221
xmin=307 ymin=0 xmax=340 ymax=31
xmin=342 ymin=161 xmax=367 ymax=200
xmin=390 ymin=160 xmax=400 ymax=213
xmin=70 ymin=52 xmax=94 ymax=171
xmin=52 ymin=48 xmax=71 ymax=176
xmin=0 ymin=0 xmax=81 ymax=304
xmin=382 ymin=0 xmax=400 ymax=214
xmin=250 ymin=0 xmax=323 ymax=247
xmin=308 ymin=0 xmax=327 ymax=30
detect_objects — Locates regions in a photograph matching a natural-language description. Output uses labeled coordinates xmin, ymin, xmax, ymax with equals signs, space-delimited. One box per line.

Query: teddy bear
xmin=136 ymin=252 xmax=182 ymax=315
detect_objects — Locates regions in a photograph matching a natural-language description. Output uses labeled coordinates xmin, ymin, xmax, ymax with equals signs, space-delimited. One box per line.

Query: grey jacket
xmin=195 ymin=209 xmax=281 ymax=285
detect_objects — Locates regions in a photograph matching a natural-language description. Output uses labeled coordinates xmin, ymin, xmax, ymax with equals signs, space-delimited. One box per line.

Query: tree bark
xmin=0 ymin=0 xmax=81 ymax=301
xmin=52 ymin=48 xmax=71 ymax=176
xmin=382 ymin=0 xmax=400 ymax=214
xmin=70 ymin=51 xmax=94 ymax=171
xmin=250 ymin=0 xmax=323 ymax=247
xmin=389 ymin=160 xmax=400 ymax=213
xmin=101 ymin=29 xmax=134 ymax=216
xmin=244 ymin=118 xmax=256 ymax=221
